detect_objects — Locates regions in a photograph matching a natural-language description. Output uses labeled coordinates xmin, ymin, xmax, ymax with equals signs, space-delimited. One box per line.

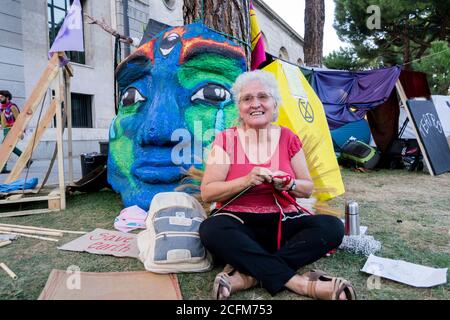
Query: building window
xmin=279 ymin=47 xmax=289 ymax=60
xmin=261 ymin=31 xmax=269 ymax=51
xmin=297 ymin=58 xmax=304 ymax=66
xmin=71 ymin=93 xmax=93 ymax=128
xmin=47 ymin=0 xmax=85 ymax=64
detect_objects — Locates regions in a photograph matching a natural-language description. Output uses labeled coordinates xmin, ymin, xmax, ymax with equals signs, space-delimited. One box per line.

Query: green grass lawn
xmin=0 ymin=168 xmax=449 ymax=300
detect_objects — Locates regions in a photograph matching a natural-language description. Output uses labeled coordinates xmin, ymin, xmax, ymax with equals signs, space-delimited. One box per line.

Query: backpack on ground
xmin=137 ymin=192 xmax=213 ymax=274
xmin=339 ymin=137 xmax=380 ymax=169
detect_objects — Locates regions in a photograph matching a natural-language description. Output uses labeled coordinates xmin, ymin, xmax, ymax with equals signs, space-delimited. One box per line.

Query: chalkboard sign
xmin=405 ymin=100 xmax=450 ymax=175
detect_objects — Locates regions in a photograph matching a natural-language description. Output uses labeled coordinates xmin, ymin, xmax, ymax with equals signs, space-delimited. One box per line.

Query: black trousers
xmin=199 ymin=211 xmax=344 ymax=295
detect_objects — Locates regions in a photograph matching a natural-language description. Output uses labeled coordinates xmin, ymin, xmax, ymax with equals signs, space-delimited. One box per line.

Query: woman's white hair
xmin=231 ymin=70 xmax=282 ymax=107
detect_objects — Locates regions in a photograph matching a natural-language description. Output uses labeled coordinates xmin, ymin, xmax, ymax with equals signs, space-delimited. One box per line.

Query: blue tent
xmin=331 ymin=119 xmax=371 ymax=151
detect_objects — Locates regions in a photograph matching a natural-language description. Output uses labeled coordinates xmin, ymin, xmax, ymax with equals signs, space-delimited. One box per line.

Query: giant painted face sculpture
xmin=108 ymin=23 xmax=247 ymax=210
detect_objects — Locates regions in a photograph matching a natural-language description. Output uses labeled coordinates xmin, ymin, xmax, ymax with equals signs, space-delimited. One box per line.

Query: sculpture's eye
xmin=120 ymin=87 xmax=146 ymax=107
xmin=191 ymin=84 xmax=232 ymax=107
xmin=160 ymin=32 xmax=181 ymax=56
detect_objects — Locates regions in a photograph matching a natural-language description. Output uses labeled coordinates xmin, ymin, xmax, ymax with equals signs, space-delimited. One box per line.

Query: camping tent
xmin=300 ymin=66 xmax=450 ymax=175
xmin=263 ymin=59 xmax=345 ymax=201
xmin=301 ymin=67 xmax=431 ymax=153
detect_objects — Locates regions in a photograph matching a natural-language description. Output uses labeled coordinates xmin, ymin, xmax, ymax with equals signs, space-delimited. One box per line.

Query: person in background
xmin=200 ymin=70 xmax=356 ymax=300
xmin=0 ymin=90 xmax=32 ymax=174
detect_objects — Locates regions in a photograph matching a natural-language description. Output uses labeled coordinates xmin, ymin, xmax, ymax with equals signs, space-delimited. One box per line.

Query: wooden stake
xmin=395 ymin=80 xmax=434 ymax=175
xmin=0 ymin=240 xmax=12 ymax=248
xmin=0 ymin=226 xmax=63 ymax=237
xmin=55 ymin=66 xmax=66 ymax=210
xmin=4 ymin=232 xmax=59 ymax=242
xmin=64 ymin=69 xmax=74 ymax=185
xmin=0 ymin=223 xmax=87 ymax=235
xmin=0 ymin=263 xmax=18 ymax=280
xmin=0 ymin=208 xmax=59 ymax=218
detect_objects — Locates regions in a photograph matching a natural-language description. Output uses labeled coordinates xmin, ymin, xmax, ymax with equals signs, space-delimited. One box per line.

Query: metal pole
xmin=122 ymin=0 xmax=130 ymax=57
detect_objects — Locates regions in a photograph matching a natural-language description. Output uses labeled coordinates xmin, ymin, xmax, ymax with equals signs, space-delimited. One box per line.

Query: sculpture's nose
xmin=137 ymin=87 xmax=183 ymax=147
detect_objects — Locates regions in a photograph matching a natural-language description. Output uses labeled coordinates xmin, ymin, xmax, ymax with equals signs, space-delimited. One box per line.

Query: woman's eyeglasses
xmin=239 ymin=93 xmax=272 ymax=104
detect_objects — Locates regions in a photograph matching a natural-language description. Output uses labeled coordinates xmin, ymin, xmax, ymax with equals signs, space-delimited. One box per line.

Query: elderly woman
xmin=199 ymin=70 xmax=356 ymax=300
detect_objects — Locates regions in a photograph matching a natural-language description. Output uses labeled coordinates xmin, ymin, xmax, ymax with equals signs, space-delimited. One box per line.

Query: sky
xmin=262 ymin=0 xmax=348 ymax=56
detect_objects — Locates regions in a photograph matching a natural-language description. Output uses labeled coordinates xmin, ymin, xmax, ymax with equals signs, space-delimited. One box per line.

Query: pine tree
xmin=334 ymin=0 xmax=450 ymax=69
xmin=304 ymin=0 xmax=325 ymax=67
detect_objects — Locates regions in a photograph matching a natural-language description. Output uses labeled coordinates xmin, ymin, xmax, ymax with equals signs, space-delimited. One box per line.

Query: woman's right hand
xmin=244 ymin=167 xmax=273 ymax=187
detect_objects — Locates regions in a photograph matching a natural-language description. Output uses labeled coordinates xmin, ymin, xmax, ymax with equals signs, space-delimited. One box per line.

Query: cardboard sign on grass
xmin=58 ymin=228 xmax=139 ymax=258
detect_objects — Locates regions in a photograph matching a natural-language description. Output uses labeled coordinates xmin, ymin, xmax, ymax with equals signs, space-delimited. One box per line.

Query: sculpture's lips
xmin=133 ymin=158 xmax=176 ymax=167
xmin=132 ymin=158 xmax=183 ymax=183
xmin=132 ymin=165 xmax=182 ymax=183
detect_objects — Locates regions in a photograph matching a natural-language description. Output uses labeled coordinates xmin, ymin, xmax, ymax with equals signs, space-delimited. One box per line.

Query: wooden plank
xmin=48 ymin=198 xmax=61 ymax=210
xmin=0 ymin=226 xmax=63 ymax=237
xmin=64 ymin=62 xmax=74 ymax=78
xmin=0 ymin=189 xmax=40 ymax=197
xmin=0 ymin=262 xmax=18 ymax=280
xmin=0 ymin=240 xmax=12 ymax=248
xmin=65 ymin=70 xmax=74 ymax=184
xmin=55 ymin=68 xmax=66 ymax=210
xmin=395 ymin=81 xmax=434 ymax=176
xmin=1 ymin=232 xmax=59 ymax=242
xmin=0 ymin=223 xmax=87 ymax=235
xmin=5 ymin=99 xmax=58 ymax=183
xmin=0 ymin=53 xmax=59 ymax=171
xmin=0 ymin=195 xmax=59 ymax=205
xmin=0 ymin=208 xmax=59 ymax=218
xmin=48 ymin=189 xmax=60 ymax=197
xmin=6 ymin=194 xmax=23 ymax=201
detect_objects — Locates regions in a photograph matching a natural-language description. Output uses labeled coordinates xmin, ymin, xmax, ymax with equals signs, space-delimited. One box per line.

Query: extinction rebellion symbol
xmin=298 ymin=98 xmax=314 ymax=123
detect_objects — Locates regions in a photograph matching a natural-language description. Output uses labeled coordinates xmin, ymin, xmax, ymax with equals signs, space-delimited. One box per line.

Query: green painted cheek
xmin=118 ymin=103 xmax=140 ymax=116
xmin=184 ymin=106 xmax=216 ymax=145
xmin=184 ymin=104 xmax=239 ymax=147
xmin=224 ymin=105 xmax=239 ymax=128
xmin=109 ymin=114 xmax=137 ymax=188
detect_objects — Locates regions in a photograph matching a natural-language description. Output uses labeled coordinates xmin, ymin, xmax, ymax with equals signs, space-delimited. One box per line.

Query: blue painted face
xmin=107 ymin=23 xmax=247 ymax=210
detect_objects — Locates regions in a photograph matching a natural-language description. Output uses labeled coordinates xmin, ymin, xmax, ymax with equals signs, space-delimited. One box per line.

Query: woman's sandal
xmin=302 ymin=269 xmax=357 ymax=300
xmin=212 ymin=264 xmax=258 ymax=300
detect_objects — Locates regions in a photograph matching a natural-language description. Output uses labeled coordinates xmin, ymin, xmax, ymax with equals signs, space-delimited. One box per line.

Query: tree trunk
xmin=183 ymin=0 xmax=251 ymax=68
xmin=304 ymin=0 xmax=325 ymax=67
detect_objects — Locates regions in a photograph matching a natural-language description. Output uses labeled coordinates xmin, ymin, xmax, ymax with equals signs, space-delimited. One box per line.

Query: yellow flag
xmin=264 ymin=60 xmax=345 ymax=201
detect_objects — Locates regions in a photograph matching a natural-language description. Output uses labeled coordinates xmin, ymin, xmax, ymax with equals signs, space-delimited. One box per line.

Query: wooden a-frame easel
xmin=0 ymin=53 xmax=73 ymax=218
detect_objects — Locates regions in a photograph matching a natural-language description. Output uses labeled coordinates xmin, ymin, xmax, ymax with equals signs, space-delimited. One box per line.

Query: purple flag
xmin=48 ymin=0 xmax=84 ymax=57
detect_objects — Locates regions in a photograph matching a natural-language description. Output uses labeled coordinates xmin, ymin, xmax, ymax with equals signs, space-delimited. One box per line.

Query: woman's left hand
xmin=272 ymin=170 xmax=294 ymax=191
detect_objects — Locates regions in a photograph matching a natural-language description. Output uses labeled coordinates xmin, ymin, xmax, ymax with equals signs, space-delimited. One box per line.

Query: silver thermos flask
xmin=345 ymin=201 xmax=360 ymax=235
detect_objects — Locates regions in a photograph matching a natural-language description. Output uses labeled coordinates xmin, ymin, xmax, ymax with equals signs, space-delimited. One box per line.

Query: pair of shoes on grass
xmin=212 ymin=267 xmax=357 ymax=300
